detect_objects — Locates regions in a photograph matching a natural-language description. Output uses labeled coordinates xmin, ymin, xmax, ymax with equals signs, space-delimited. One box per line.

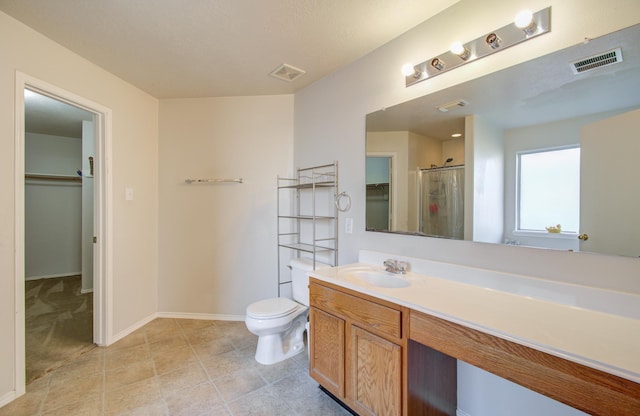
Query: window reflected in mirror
xmin=517 ymin=147 xmax=580 ymax=233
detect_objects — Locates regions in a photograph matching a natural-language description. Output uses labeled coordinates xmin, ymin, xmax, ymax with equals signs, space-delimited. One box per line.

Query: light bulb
xmin=514 ymin=10 xmax=533 ymax=28
xmin=485 ymin=33 xmax=501 ymax=49
xmin=401 ymin=63 xmax=416 ymax=77
xmin=431 ymin=58 xmax=445 ymax=71
xmin=450 ymin=42 xmax=464 ymax=55
xmin=450 ymin=41 xmax=471 ymax=60
xmin=514 ymin=10 xmax=537 ymax=36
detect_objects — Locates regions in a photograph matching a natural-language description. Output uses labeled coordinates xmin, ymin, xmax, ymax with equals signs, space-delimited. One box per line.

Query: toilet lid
xmin=247 ymin=298 xmax=300 ymax=319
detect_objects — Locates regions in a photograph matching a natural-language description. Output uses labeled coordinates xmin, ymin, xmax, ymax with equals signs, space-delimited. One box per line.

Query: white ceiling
xmin=0 ymin=0 xmax=459 ymax=98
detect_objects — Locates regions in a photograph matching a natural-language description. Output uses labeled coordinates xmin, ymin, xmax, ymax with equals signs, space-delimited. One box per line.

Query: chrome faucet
xmin=383 ymin=259 xmax=408 ymax=275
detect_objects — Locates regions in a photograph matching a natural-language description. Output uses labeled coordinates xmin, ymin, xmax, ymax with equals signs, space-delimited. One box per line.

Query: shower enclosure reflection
xmin=419 ymin=165 xmax=464 ymax=239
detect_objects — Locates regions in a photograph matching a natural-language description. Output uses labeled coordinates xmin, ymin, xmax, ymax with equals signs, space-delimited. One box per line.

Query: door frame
xmin=366 ymin=152 xmax=396 ymax=230
xmin=14 ymin=72 xmax=113 ymax=395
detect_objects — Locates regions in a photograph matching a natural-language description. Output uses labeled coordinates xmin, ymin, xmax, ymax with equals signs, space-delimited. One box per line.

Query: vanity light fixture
xmin=451 ymin=133 xmax=463 ymax=138
xmin=404 ymin=6 xmax=551 ymax=87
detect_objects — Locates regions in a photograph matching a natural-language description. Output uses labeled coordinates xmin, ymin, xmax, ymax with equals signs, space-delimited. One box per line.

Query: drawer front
xmin=310 ymin=282 xmax=401 ymax=340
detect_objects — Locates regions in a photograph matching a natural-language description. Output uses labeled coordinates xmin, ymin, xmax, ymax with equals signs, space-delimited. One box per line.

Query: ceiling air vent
xmin=437 ymin=99 xmax=469 ymax=113
xmin=570 ymin=48 xmax=623 ymax=74
xmin=269 ymin=64 xmax=306 ymax=82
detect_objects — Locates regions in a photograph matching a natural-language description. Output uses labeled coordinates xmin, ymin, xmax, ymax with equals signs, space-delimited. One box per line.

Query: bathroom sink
xmin=350 ymin=270 xmax=410 ymax=288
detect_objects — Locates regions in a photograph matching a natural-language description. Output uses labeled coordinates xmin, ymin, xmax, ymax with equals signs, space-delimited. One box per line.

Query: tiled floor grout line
xmin=178 ymin=318 xmax=233 ymax=415
xmin=146 ymin=324 xmax=169 ymax=416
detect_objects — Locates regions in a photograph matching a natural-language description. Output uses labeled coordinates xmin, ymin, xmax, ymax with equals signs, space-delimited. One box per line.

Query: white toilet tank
xmin=289 ymin=258 xmax=329 ymax=306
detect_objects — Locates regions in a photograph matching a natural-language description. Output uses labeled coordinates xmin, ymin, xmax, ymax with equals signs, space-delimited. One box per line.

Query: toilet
xmin=245 ymin=258 xmax=327 ymax=365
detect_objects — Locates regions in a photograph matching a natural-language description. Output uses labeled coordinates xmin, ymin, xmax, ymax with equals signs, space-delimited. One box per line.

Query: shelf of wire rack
xmin=277 ymin=161 xmax=339 ymax=296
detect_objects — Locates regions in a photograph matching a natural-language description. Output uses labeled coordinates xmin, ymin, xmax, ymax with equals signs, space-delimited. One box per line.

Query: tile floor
xmin=0 ymin=318 xmax=353 ymax=416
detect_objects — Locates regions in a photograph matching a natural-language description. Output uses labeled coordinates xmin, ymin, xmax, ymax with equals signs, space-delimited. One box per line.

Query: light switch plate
xmin=125 ymin=188 xmax=134 ymax=201
xmin=345 ymin=218 xmax=353 ymax=234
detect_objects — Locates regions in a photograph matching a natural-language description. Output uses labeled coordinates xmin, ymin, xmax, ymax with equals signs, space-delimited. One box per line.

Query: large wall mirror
xmin=366 ymin=23 xmax=640 ymax=257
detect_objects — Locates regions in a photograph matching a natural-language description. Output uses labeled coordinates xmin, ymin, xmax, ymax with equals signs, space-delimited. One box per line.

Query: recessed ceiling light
xmin=451 ymin=133 xmax=462 ymax=138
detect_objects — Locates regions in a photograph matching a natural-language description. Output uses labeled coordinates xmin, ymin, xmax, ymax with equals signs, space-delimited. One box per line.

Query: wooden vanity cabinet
xmin=309 ymin=278 xmax=406 ymax=416
xmin=309 ymin=306 xmax=345 ymax=397
xmin=308 ymin=276 xmax=640 ymax=416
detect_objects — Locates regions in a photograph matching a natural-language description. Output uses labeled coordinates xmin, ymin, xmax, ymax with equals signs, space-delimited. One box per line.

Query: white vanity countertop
xmin=309 ymin=259 xmax=640 ymax=384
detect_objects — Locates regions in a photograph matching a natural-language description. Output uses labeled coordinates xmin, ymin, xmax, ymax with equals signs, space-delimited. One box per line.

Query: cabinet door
xmin=309 ymin=307 xmax=345 ymax=398
xmin=349 ymin=326 xmax=402 ymax=416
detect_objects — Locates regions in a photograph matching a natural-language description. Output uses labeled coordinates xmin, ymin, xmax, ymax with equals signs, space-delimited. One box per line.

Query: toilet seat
xmin=246 ymin=297 xmax=301 ymax=319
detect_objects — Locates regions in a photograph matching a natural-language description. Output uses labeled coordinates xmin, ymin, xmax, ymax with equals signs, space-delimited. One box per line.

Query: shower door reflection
xmin=419 ymin=166 xmax=465 ymax=239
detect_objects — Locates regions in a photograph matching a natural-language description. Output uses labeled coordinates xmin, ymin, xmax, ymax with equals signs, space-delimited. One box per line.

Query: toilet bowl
xmin=245 ymin=258 xmax=328 ymax=365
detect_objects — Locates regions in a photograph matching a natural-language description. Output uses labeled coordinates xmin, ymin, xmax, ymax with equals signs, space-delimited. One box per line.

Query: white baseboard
xmin=80 ymin=288 xmax=94 ymax=294
xmin=457 ymin=409 xmax=471 ymax=416
xmin=25 ymin=272 xmax=81 ymax=281
xmin=109 ymin=312 xmax=158 ymax=345
xmin=0 ymin=390 xmax=18 ymax=409
xmin=156 ymin=311 xmax=244 ymax=321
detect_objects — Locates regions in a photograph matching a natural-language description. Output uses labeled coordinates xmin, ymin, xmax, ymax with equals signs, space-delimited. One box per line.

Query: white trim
xmin=25 ymin=272 xmax=82 ymax=281
xmin=80 ymin=288 xmax=94 ymax=294
xmin=14 ymin=72 xmax=113 ymax=400
xmin=0 ymin=390 xmax=18 ymax=409
xmin=111 ymin=313 xmax=158 ymax=344
xmin=14 ymin=73 xmax=26 ymax=399
xmin=156 ymin=312 xmax=245 ymax=322
xmin=512 ymin=230 xmax=578 ymax=240
xmin=457 ymin=409 xmax=471 ymax=416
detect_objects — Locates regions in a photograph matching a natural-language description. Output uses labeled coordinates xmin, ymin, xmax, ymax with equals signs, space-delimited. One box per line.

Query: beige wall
xmin=0 ymin=11 xmax=158 ymax=400
xmin=158 ymin=96 xmax=293 ymax=316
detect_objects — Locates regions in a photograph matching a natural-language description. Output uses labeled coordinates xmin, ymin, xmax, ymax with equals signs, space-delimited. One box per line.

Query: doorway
xmin=24 ymin=90 xmax=95 ymax=383
xmin=366 ymin=155 xmax=393 ymax=231
xmin=14 ymin=73 xmax=112 ymax=395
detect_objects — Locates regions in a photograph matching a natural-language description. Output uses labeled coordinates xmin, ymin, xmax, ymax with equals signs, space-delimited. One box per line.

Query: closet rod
xmin=185 ymin=178 xmax=244 ymax=184
xmin=25 ymin=173 xmax=82 ymax=182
